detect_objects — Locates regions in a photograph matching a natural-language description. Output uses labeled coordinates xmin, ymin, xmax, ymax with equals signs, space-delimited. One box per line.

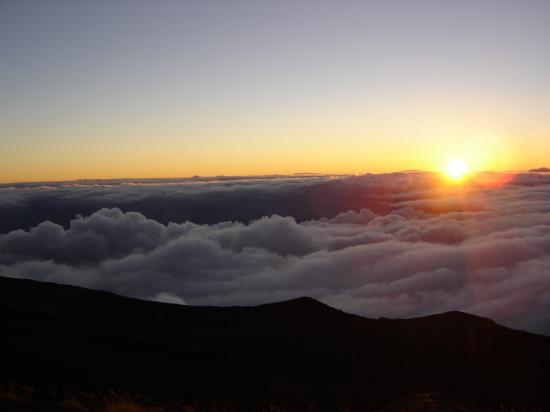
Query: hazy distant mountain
xmin=529 ymin=167 xmax=550 ymax=172
xmin=1 ymin=276 xmax=549 ymax=411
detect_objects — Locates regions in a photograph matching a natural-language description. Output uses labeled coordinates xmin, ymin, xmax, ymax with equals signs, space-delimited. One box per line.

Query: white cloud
xmin=152 ymin=292 xmax=187 ymax=305
xmin=2 ymin=172 xmax=550 ymax=335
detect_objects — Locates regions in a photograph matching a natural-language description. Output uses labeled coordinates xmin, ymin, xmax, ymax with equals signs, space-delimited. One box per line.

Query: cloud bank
xmin=2 ymin=172 xmax=550 ymax=335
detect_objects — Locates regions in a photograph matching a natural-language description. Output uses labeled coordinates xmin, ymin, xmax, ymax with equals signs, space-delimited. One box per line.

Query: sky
xmin=1 ymin=0 xmax=550 ymax=182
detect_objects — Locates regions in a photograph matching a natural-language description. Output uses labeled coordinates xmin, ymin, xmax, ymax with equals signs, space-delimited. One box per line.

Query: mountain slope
xmin=1 ymin=276 xmax=549 ymax=410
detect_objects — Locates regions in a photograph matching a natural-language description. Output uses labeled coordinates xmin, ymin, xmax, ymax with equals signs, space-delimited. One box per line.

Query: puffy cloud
xmin=326 ymin=208 xmax=378 ymax=225
xmin=0 ymin=208 xmax=173 ymax=264
xmin=152 ymin=292 xmax=187 ymax=305
xmin=2 ymin=172 xmax=550 ymax=335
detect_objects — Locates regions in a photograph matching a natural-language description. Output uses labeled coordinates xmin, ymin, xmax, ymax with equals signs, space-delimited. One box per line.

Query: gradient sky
xmin=1 ymin=0 xmax=549 ymax=182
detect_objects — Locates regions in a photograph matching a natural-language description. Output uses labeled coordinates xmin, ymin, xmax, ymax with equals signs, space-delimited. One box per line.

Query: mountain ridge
xmin=0 ymin=276 xmax=506 ymax=327
xmin=1 ymin=275 xmax=549 ymax=410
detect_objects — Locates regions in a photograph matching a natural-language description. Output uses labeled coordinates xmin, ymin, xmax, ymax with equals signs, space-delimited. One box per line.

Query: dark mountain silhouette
xmin=1 ymin=276 xmax=549 ymax=411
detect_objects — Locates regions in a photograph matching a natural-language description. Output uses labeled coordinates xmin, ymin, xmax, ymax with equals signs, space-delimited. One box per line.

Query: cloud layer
xmin=2 ymin=172 xmax=550 ymax=335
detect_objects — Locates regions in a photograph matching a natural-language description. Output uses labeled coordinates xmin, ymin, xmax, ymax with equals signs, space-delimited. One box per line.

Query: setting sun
xmin=445 ymin=160 xmax=469 ymax=181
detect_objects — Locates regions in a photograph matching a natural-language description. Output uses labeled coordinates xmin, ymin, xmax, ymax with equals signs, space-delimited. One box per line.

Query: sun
xmin=444 ymin=160 xmax=469 ymax=181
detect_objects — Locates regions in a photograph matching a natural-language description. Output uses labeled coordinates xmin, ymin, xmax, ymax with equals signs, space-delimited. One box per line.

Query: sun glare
xmin=445 ymin=160 xmax=469 ymax=181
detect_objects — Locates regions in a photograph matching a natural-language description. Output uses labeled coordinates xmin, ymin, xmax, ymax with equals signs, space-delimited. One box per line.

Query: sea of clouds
xmin=1 ymin=172 xmax=550 ymax=335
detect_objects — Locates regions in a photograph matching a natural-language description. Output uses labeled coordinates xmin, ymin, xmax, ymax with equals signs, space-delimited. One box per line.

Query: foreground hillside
xmin=1 ymin=276 xmax=549 ymax=411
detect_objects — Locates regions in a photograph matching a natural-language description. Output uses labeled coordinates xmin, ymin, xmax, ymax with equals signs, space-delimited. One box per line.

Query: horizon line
xmin=2 ymin=168 xmax=549 ymax=187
